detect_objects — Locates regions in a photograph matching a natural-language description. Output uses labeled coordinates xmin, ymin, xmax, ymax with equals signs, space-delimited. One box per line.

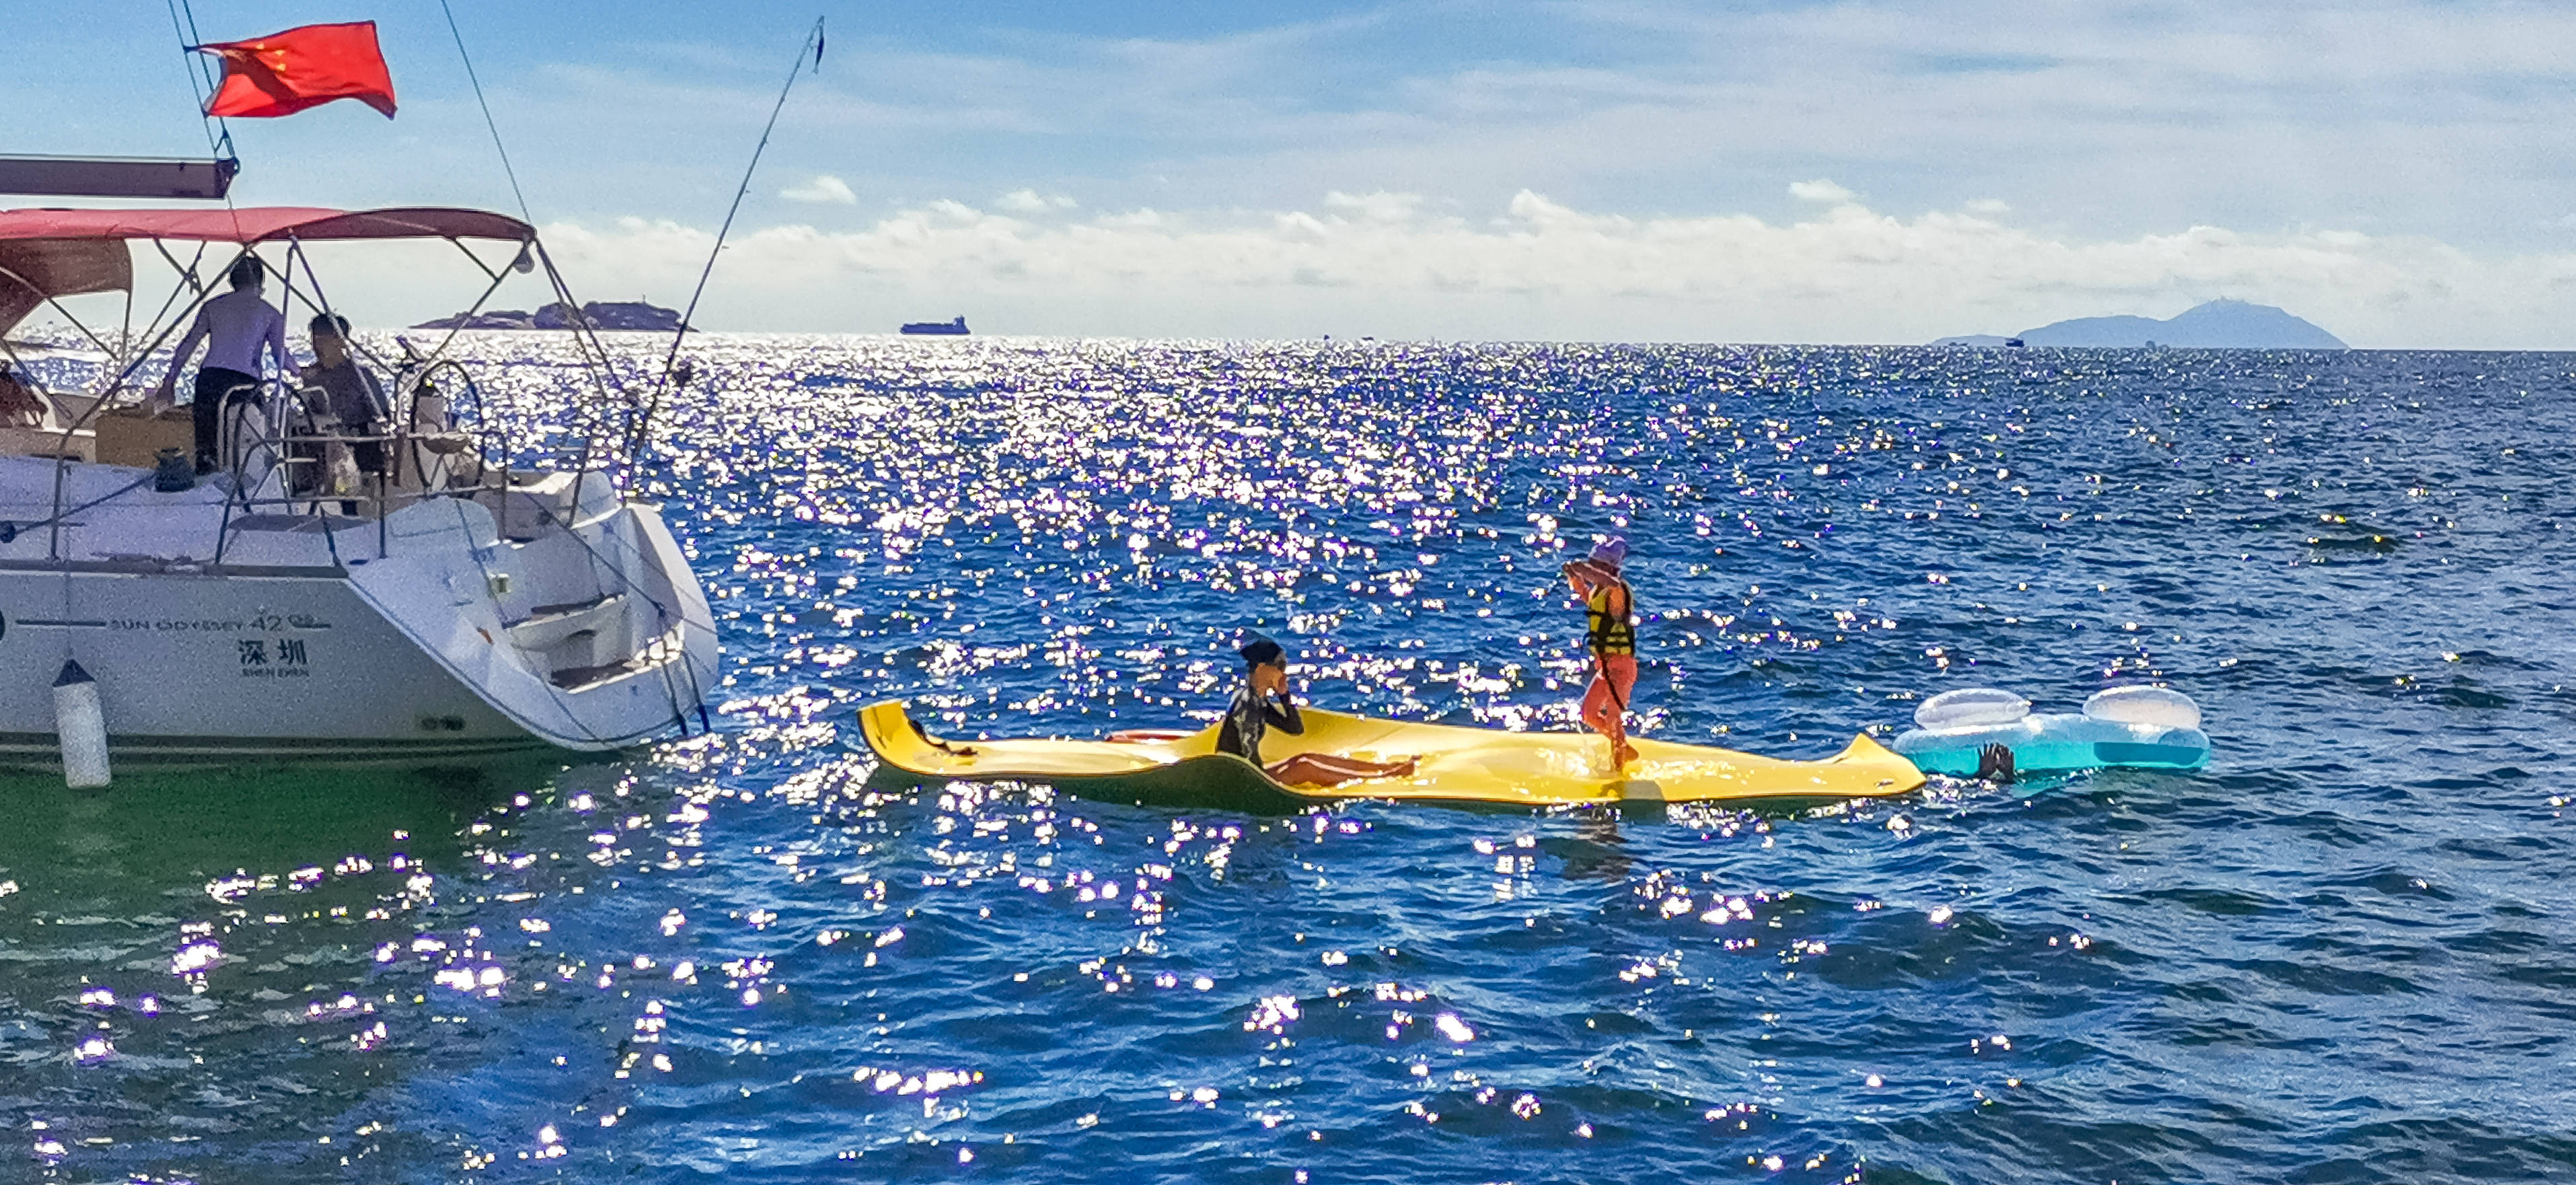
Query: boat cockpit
xmin=0 ymin=207 xmax=659 ymax=569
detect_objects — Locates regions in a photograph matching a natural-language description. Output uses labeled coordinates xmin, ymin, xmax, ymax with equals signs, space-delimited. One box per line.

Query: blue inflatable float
xmin=1892 ymin=686 xmax=2210 ymax=777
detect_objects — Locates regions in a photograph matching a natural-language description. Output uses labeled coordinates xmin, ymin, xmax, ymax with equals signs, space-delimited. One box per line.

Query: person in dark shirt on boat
xmin=1563 ymin=537 xmax=1640 ymax=770
xmin=1216 ymin=636 xmax=1415 ymax=787
xmin=296 ymin=313 xmax=390 ymax=479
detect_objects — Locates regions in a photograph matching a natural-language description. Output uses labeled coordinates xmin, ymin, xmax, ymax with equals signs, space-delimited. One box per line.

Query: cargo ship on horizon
xmin=899 ymin=316 xmax=969 ymax=336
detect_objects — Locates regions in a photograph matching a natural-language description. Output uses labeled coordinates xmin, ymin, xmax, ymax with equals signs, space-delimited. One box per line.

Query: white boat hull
xmin=0 ymin=456 xmax=719 ymax=769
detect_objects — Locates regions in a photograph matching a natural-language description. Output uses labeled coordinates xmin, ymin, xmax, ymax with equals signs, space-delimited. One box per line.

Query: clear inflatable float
xmin=1891 ymin=686 xmax=2210 ymax=776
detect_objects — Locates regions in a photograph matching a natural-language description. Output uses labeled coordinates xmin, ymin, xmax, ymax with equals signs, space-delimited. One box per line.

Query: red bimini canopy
xmin=0 ymin=207 xmax=533 ymax=340
xmin=0 ymin=206 xmax=532 ymax=245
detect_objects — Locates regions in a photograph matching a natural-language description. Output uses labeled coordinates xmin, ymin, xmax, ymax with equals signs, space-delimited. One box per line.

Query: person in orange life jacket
xmin=1563 ymin=537 xmax=1639 ymax=768
xmin=1214 ymin=635 xmax=1415 ymax=787
xmin=153 ymin=255 xmax=293 ymax=475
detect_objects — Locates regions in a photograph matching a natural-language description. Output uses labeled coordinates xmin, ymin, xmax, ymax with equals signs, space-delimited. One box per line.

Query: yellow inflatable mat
xmin=857 ymin=700 xmax=1922 ymax=813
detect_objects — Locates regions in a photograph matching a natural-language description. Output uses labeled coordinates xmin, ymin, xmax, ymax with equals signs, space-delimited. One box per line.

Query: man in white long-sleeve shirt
xmin=154 ymin=254 xmax=291 ymax=474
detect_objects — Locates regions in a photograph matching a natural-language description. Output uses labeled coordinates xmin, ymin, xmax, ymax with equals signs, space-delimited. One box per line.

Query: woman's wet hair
xmin=1238 ymin=636 xmax=1285 ymax=668
xmin=309 ymin=312 xmax=352 ymax=338
xmin=227 ymin=255 xmax=266 ymax=290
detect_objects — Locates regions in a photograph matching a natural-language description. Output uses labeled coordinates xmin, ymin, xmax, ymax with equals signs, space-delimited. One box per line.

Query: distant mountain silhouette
xmin=1935 ymin=299 xmax=2346 ymax=349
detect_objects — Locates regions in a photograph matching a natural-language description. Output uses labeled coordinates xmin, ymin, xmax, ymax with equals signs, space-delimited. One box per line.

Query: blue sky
xmin=17 ymin=1 xmax=2576 ymax=345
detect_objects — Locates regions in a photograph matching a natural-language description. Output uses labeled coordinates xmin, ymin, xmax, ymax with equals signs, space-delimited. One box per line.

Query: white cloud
xmin=996 ymin=189 xmax=1078 ymax=213
xmin=44 ymin=187 xmax=2573 ymax=348
xmin=1965 ymin=199 xmax=2011 ymax=215
xmin=1790 ymin=179 xmax=1857 ymax=205
xmin=780 ymin=175 xmax=857 ymax=205
xmin=1323 ymin=191 xmax=1423 ymax=223
xmin=1273 ymin=211 xmax=1332 ymax=242
xmin=497 ymin=190 xmax=2576 ymax=347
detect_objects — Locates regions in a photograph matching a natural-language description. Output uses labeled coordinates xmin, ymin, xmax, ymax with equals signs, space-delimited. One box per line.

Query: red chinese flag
xmin=195 ymin=22 xmax=398 ymax=119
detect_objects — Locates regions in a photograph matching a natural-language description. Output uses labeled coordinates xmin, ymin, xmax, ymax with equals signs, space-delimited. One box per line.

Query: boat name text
xmin=110 ymin=612 xmax=331 ymax=633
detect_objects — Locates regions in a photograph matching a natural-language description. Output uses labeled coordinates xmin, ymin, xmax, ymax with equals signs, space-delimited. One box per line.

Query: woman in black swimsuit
xmin=1216 ymin=636 xmax=1414 ymax=787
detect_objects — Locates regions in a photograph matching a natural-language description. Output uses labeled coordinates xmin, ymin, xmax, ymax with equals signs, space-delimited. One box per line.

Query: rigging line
xmin=170 ymin=0 xmax=236 ymax=163
xmin=523 ymin=242 xmax=630 ymax=474
xmin=658 ymin=16 xmax=825 ymax=386
xmin=437 ymin=0 xmax=536 ymax=227
xmin=9 ymin=470 xmax=160 ymax=548
xmin=168 ymin=0 xmax=242 ymax=239
xmin=176 ymin=0 xmax=218 ymax=97
xmin=162 ymin=0 xmax=221 ymax=156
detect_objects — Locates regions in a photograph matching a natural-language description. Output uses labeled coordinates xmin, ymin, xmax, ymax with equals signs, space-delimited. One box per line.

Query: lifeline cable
xmin=1 ymin=471 xmax=159 ymax=546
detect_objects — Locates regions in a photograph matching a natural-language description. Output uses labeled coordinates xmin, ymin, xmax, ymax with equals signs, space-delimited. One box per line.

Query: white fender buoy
xmin=53 ymin=659 xmax=110 ymax=789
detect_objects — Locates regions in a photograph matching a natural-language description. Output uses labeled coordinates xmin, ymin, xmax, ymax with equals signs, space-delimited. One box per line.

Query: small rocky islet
xmin=412 ymin=299 xmax=687 ymax=332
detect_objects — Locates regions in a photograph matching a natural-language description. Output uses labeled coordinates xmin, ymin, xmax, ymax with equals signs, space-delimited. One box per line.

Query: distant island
xmin=1935 ymin=299 xmax=2347 ymax=350
xmin=414 ymin=300 xmax=688 ymax=332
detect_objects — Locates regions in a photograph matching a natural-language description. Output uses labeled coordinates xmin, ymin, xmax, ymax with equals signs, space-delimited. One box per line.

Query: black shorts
xmin=190 ymin=367 xmax=260 ymax=469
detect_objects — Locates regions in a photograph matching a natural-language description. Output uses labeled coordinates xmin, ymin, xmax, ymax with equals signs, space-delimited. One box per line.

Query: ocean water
xmin=4 ymin=338 xmax=2574 ymax=1183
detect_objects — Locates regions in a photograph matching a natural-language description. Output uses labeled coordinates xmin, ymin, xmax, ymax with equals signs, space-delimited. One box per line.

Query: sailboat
xmin=0 ymin=13 xmax=854 ymax=776
xmin=0 ymin=203 xmax=719 ymax=768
